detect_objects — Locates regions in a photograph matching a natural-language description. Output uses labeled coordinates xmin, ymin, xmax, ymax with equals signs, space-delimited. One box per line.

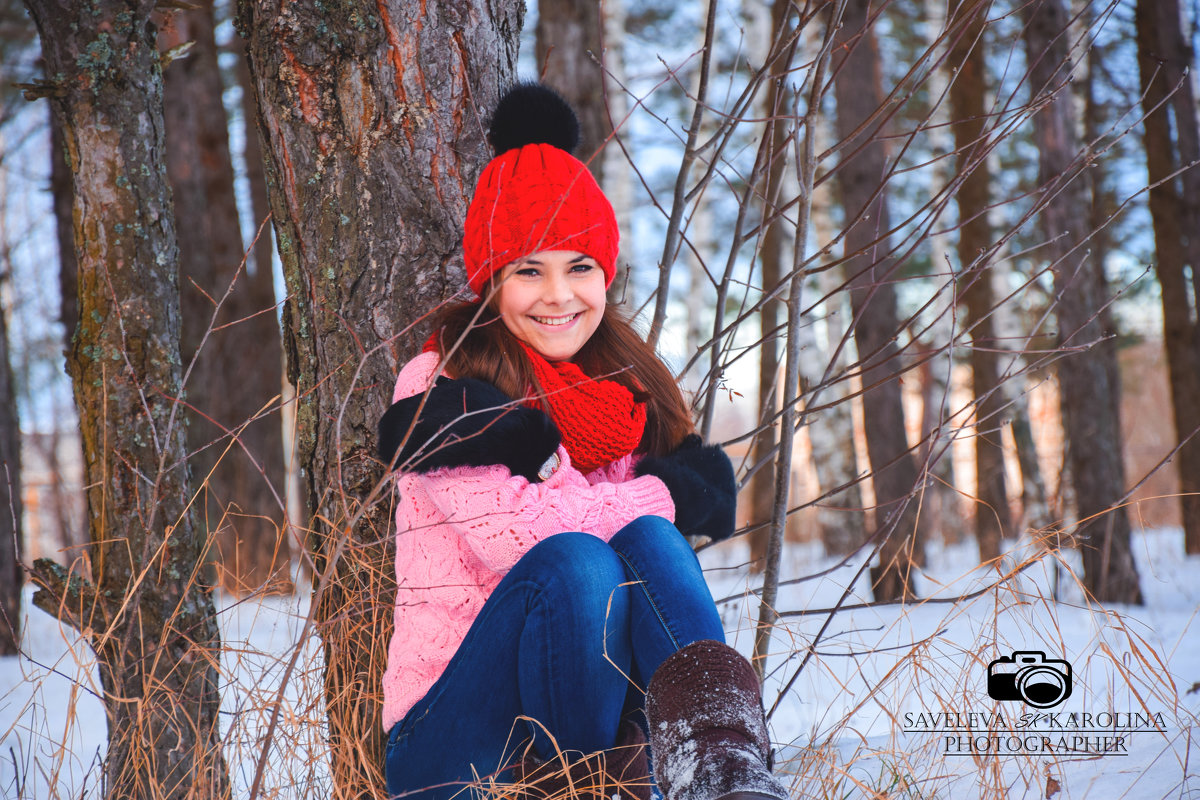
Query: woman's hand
xmin=378 ymin=378 xmax=562 ymax=482
xmin=634 ymin=434 xmax=737 ymax=541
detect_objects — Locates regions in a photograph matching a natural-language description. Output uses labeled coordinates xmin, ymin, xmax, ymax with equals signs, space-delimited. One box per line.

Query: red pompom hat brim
xmin=462 ymin=142 xmax=619 ymax=298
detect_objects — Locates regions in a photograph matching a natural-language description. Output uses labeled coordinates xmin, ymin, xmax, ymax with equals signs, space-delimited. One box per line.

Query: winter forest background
xmin=0 ymin=0 xmax=1198 ymax=798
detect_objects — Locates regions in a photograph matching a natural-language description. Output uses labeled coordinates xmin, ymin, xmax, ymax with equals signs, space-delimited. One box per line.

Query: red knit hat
xmin=462 ymin=84 xmax=619 ymax=298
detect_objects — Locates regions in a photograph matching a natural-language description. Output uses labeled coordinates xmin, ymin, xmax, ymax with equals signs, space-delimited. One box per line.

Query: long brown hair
xmin=429 ymin=298 xmax=695 ymax=456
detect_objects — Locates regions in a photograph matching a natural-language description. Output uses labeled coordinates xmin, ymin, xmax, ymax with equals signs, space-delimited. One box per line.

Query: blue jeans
xmin=383 ymin=515 xmax=725 ymax=800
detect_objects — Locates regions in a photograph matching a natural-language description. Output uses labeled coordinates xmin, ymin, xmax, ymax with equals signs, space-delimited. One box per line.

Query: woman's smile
xmin=530 ymin=312 xmax=582 ymax=327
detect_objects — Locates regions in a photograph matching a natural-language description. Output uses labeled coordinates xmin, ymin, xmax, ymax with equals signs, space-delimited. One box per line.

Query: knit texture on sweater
xmin=380 ymin=352 xmax=676 ymax=731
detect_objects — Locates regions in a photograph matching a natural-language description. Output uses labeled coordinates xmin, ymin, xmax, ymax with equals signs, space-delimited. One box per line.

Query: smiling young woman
xmin=376 ymin=83 xmax=789 ymax=800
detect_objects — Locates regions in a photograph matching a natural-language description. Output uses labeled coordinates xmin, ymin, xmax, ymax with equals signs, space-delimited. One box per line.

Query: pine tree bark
xmin=1022 ymin=0 xmax=1142 ymax=603
xmin=1135 ymin=0 xmax=1200 ymax=556
xmin=948 ymin=0 xmax=1011 ymax=562
xmin=0 ymin=299 xmax=21 ymax=656
xmin=832 ymin=0 xmax=923 ymax=601
xmin=158 ymin=3 xmax=290 ymax=594
xmin=236 ymin=2 xmax=523 ymax=795
xmin=21 ymin=2 xmax=230 ymax=796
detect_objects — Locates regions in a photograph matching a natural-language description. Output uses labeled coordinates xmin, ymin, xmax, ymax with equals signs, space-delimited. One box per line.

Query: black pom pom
xmin=488 ymin=82 xmax=581 ymax=155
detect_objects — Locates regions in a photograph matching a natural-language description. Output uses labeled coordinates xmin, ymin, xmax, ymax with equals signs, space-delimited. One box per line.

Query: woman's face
xmin=495 ymin=250 xmax=607 ymax=362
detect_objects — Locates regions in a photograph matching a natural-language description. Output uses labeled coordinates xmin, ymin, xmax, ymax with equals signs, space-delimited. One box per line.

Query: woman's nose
xmin=542 ymin=273 xmax=572 ymax=305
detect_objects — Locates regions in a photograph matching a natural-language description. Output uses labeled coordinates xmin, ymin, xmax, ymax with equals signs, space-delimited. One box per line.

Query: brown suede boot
xmin=514 ymin=718 xmax=652 ymax=800
xmin=646 ymin=640 xmax=789 ymax=800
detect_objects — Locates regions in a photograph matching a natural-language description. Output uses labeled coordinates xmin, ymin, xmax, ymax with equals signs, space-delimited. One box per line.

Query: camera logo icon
xmin=987 ymin=650 xmax=1073 ymax=708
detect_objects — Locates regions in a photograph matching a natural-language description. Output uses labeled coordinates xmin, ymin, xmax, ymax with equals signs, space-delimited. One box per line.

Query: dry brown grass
xmin=5 ymin=518 xmax=1196 ymax=799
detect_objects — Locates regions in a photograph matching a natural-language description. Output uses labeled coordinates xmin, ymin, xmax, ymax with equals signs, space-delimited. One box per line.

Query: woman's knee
xmin=513 ymin=533 xmax=633 ymax=655
xmin=610 ymin=515 xmax=691 ymax=558
xmin=516 ymin=531 xmax=626 ymax=596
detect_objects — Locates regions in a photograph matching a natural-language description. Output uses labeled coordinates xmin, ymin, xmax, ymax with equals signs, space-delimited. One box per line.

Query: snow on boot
xmin=646 ymin=640 xmax=789 ymax=800
xmin=515 ymin=718 xmax=652 ymax=800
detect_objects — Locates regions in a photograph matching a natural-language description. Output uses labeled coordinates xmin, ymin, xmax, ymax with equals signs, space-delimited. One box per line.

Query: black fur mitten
xmin=377 ymin=378 xmax=562 ymax=482
xmin=634 ymin=434 xmax=737 ymax=541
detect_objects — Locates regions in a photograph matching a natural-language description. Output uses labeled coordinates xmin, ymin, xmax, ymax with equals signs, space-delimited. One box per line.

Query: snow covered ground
xmin=710 ymin=528 xmax=1200 ymax=799
xmin=2 ymin=528 xmax=1197 ymax=798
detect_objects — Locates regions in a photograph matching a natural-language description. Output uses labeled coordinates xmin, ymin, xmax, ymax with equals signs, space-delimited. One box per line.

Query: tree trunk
xmin=49 ymin=102 xmax=78 ymax=342
xmin=914 ymin=0 xmax=960 ymax=548
xmin=47 ymin=64 xmax=91 ymax=564
xmin=1082 ymin=15 xmax=1124 ymax=451
xmin=1006 ymin=397 xmax=1049 ymax=529
xmin=806 ymin=115 xmax=867 ymax=557
xmin=0 ymin=297 xmax=21 ymax=656
xmin=21 ymin=2 xmax=230 ymax=796
xmin=916 ymin=334 xmax=958 ymax=542
xmin=600 ymin=0 xmax=634 ymax=306
xmin=832 ymin=0 xmax=923 ymax=601
xmin=159 ymin=4 xmax=290 ymax=595
xmin=799 ymin=289 xmax=867 ymax=556
xmin=988 ymin=255 xmax=1052 ymax=534
xmin=948 ymin=0 xmax=1011 ymax=562
xmin=684 ymin=182 xmax=714 ymax=388
xmin=1135 ymin=0 xmax=1200 ymax=556
xmin=236 ymin=40 xmax=276 ymax=289
xmin=1023 ymin=0 xmax=1142 ymax=604
xmin=236 ymin=2 xmax=523 ymax=796
xmin=749 ymin=251 xmax=780 ymax=571
xmin=234 ymin=25 xmax=297 ymax=580
xmin=745 ymin=0 xmax=792 ymax=572
xmin=536 ymin=0 xmax=611 ymax=184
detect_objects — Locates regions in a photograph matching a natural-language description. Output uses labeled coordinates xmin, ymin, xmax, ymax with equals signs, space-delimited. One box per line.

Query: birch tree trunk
xmin=912 ymin=0 xmax=959 ymax=548
xmin=798 ymin=286 xmax=866 ymax=557
xmin=1023 ymin=0 xmax=1142 ymax=604
xmin=990 ymin=264 xmax=1053 ymax=534
xmin=236 ymin=2 xmax=523 ymax=795
xmin=805 ymin=122 xmax=866 ymax=556
xmin=22 ymin=2 xmax=230 ymax=796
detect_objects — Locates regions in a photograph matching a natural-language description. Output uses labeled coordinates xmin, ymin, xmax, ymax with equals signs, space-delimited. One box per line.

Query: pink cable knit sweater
xmin=380 ymin=352 xmax=677 ymax=731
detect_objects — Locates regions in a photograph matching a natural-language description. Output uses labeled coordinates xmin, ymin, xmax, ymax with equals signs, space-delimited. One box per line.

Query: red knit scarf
xmin=421 ymin=331 xmax=647 ymax=473
xmin=518 ymin=342 xmax=647 ymax=473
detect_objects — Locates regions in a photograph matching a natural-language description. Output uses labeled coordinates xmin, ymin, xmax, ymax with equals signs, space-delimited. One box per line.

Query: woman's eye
xmin=570 ymin=263 xmax=595 ymax=273
xmin=515 ymin=268 xmax=540 ymax=278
